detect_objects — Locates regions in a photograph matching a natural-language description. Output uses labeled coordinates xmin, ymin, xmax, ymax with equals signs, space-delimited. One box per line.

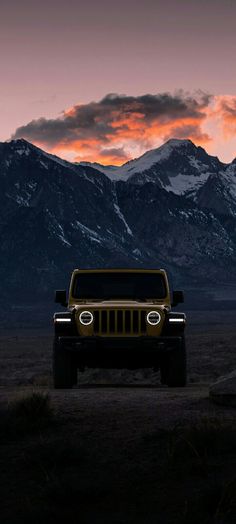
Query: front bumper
xmin=58 ymin=336 xmax=182 ymax=368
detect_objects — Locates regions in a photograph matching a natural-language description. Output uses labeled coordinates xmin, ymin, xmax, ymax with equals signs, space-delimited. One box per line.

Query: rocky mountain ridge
xmin=1 ymin=138 xmax=236 ymax=301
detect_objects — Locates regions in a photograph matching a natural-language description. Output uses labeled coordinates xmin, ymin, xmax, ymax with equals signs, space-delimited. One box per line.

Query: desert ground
xmin=0 ymin=310 xmax=236 ymax=523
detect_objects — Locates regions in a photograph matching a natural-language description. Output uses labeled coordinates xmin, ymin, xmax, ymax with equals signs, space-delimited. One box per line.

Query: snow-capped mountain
xmin=1 ymin=138 xmax=236 ymax=301
xmin=79 ymin=139 xmax=226 ymax=196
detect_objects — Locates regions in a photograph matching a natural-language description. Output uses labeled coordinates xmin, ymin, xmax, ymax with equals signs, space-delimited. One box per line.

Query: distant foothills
xmin=1 ymin=137 xmax=236 ymax=304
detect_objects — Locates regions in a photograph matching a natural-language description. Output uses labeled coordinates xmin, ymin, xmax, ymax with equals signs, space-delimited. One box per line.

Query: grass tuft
xmin=0 ymin=391 xmax=54 ymax=440
xmin=165 ymin=417 xmax=236 ymax=458
xmin=159 ymin=416 xmax=236 ymax=480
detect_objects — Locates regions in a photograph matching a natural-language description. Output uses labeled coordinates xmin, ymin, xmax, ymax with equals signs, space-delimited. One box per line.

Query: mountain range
xmin=1 ymin=137 xmax=236 ymax=303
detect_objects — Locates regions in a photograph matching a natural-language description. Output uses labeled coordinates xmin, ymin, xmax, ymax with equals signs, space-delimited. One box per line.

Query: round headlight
xmin=79 ymin=310 xmax=94 ymax=325
xmin=147 ymin=311 xmax=161 ymax=325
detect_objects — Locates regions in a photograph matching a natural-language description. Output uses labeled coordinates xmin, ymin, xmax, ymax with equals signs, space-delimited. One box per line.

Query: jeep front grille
xmin=93 ymin=310 xmax=147 ymax=335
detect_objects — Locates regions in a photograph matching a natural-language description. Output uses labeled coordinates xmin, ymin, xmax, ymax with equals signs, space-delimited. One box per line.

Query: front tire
xmin=53 ymin=337 xmax=75 ymax=388
xmin=160 ymin=336 xmax=187 ymax=387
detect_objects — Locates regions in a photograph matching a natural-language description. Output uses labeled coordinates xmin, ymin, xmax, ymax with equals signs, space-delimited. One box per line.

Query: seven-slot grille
xmin=93 ymin=309 xmax=147 ymax=335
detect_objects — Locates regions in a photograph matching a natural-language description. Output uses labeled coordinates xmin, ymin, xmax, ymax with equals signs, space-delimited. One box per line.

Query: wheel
xmin=53 ymin=336 xmax=75 ymax=388
xmin=160 ymin=336 xmax=187 ymax=387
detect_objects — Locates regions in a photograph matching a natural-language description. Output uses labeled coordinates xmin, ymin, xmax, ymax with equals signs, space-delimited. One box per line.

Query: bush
xmin=0 ymin=391 xmax=54 ymax=440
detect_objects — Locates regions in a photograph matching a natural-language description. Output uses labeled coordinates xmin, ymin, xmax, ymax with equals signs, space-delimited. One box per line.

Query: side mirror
xmin=172 ymin=290 xmax=184 ymax=307
xmin=55 ymin=290 xmax=67 ymax=306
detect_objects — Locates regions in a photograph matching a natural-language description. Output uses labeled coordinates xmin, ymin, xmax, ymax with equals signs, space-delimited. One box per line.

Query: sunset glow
xmin=11 ymin=94 xmax=236 ymax=165
xmin=1 ymin=0 xmax=236 ymax=164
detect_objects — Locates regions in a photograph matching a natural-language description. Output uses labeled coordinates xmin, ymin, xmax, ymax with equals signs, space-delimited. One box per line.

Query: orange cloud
xmin=214 ymin=96 xmax=236 ymax=138
xmin=12 ymin=92 xmax=212 ymax=165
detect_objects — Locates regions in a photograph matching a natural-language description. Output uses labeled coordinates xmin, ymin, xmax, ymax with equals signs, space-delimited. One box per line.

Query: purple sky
xmin=1 ymin=0 xmax=236 ymax=163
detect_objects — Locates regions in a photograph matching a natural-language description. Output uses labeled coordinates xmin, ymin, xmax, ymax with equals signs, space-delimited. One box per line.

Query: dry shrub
xmin=0 ymin=391 xmax=54 ymax=440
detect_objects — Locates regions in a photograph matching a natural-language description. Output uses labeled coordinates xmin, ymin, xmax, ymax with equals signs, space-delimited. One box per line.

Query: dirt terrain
xmin=0 ymin=310 xmax=236 ymax=523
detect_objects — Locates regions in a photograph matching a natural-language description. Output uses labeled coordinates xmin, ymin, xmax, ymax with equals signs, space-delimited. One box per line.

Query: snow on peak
xmin=164 ymin=171 xmax=211 ymax=196
xmin=4 ymin=138 xmax=233 ymax=199
xmin=10 ymin=139 xmax=32 ymax=156
xmin=78 ymin=139 xmax=196 ymax=181
xmin=7 ymin=139 xmax=75 ymax=170
xmin=77 ymin=139 xmax=221 ymax=196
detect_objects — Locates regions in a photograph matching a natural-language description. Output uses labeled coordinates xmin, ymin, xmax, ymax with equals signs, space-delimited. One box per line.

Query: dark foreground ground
xmin=0 ymin=310 xmax=236 ymax=523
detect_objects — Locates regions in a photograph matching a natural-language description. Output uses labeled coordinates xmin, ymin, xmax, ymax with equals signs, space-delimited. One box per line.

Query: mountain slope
xmin=79 ymin=139 xmax=226 ymax=196
xmin=195 ymin=162 xmax=236 ymax=216
xmin=1 ymin=138 xmax=236 ymax=300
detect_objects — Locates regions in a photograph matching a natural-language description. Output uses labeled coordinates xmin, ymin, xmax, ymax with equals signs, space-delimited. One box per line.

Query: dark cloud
xmin=215 ymin=96 xmax=236 ymax=137
xmin=163 ymin=124 xmax=211 ymax=142
xmin=218 ymin=96 xmax=236 ymax=117
xmin=12 ymin=92 xmax=211 ymax=143
xmin=99 ymin=147 xmax=128 ymax=159
xmin=11 ymin=92 xmax=212 ymax=162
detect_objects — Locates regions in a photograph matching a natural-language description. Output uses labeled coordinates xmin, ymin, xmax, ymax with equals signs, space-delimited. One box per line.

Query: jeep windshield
xmin=72 ymin=272 xmax=167 ymax=300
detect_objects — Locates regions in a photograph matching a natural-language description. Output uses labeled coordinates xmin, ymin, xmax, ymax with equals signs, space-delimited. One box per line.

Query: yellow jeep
xmin=53 ymin=268 xmax=186 ymax=388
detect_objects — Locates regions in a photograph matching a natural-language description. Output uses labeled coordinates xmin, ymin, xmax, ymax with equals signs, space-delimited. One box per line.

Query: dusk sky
xmin=1 ymin=0 xmax=236 ymax=164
